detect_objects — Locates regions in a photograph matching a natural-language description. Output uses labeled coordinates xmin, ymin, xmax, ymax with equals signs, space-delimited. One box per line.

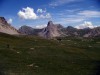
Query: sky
xmin=0 ymin=0 xmax=100 ymax=29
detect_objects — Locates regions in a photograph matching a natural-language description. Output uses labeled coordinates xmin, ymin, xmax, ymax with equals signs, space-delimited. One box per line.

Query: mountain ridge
xmin=0 ymin=17 xmax=100 ymax=39
xmin=19 ymin=21 xmax=100 ymax=39
xmin=0 ymin=17 xmax=19 ymax=35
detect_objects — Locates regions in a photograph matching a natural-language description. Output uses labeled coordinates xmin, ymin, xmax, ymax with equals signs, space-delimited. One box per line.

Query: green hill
xmin=0 ymin=33 xmax=100 ymax=75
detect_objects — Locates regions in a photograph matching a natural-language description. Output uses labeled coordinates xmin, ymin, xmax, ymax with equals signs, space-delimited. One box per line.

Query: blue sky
xmin=0 ymin=0 xmax=100 ymax=29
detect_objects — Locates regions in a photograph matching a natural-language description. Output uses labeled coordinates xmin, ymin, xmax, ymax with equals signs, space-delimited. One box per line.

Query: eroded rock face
xmin=38 ymin=21 xmax=63 ymax=39
xmin=0 ymin=17 xmax=19 ymax=35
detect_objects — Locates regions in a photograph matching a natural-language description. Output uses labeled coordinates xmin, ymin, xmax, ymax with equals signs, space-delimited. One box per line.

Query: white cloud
xmin=55 ymin=10 xmax=100 ymax=24
xmin=18 ymin=7 xmax=38 ymax=20
xmin=49 ymin=0 xmax=82 ymax=7
xmin=78 ymin=10 xmax=100 ymax=17
xmin=75 ymin=21 xmax=97 ymax=29
xmin=45 ymin=13 xmax=52 ymax=18
xmin=18 ymin=7 xmax=51 ymax=20
xmin=34 ymin=24 xmax=47 ymax=29
xmin=39 ymin=15 xmax=45 ymax=18
xmin=37 ymin=9 xmax=46 ymax=13
xmin=37 ymin=8 xmax=51 ymax=19
xmin=7 ymin=18 xmax=12 ymax=24
xmin=39 ymin=13 xmax=51 ymax=19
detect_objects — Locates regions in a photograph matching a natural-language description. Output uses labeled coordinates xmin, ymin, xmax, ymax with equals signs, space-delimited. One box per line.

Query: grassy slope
xmin=0 ymin=33 xmax=100 ymax=75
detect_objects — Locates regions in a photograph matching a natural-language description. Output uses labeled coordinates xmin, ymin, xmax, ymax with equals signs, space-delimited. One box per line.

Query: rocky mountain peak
xmin=46 ymin=21 xmax=56 ymax=31
xmin=38 ymin=21 xmax=62 ymax=39
xmin=0 ymin=17 xmax=8 ymax=25
xmin=19 ymin=25 xmax=34 ymax=35
xmin=0 ymin=17 xmax=19 ymax=35
xmin=67 ymin=26 xmax=74 ymax=29
xmin=47 ymin=21 xmax=53 ymax=26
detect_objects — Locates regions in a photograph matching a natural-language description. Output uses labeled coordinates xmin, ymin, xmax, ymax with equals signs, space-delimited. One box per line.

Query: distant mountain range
xmin=0 ymin=17 xmax=100 ymax=39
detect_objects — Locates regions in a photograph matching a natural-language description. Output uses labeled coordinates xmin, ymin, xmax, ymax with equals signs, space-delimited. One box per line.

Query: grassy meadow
xmin=0 ymin=33 xmax=100 ymax=75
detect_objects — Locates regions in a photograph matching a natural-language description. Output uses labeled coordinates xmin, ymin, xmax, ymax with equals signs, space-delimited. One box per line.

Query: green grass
xmin=0 ymin=33 xmax=100 ymax=75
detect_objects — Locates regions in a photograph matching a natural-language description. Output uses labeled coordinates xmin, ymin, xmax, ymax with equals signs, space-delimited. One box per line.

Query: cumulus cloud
xmin=7 ymin=18 xmax=13 ymax=24
xmin=35 ymin=24 xmax=47 ymax=29
xmin=75 ymin=21 xmax=97 ymax=29
xmin=18 ymin=7 xmax=51 ymax=20
xmin=37 ymin=9 xmax=46 ymax=13
xmin=18 ymin=7 xmax=38 ymax=20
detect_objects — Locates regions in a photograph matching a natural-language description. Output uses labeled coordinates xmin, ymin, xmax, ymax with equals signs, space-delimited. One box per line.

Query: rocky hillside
xmin=84 ymin=27 xmax=100 ymax=37
xmin=0 ymin=17 xmax=19 ymax=35
xmin=19 ymin=25 xmax=35 ymax=35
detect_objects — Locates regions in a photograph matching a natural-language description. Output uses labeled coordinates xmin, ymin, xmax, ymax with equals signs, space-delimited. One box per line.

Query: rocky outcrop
xmin=0 ymin=17 xmax=19 ymax=35
xmin=38 ymin=21 xmax=63 ymax=39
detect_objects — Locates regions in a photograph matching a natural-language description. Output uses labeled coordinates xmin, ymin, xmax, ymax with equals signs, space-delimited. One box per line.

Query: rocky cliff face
xmin=38 ymin=21 xmax=63 ymax=39
xmin=0 ymin=17 xmax=19 ymax=35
